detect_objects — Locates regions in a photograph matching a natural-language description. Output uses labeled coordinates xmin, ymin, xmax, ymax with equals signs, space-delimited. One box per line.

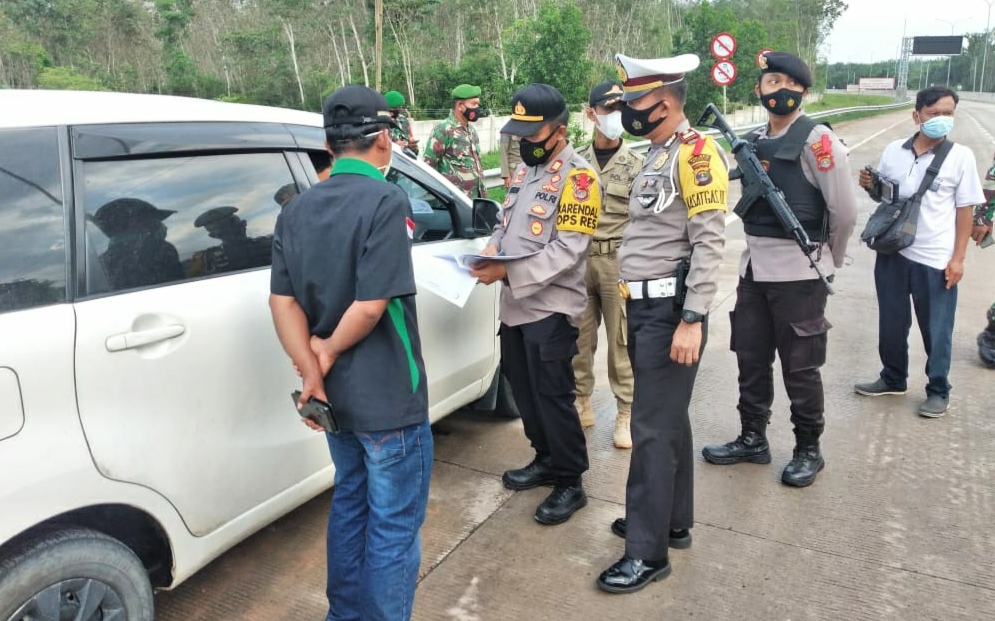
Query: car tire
xmin=492 ymin=370 xmax=521 ymax=419
xmin=0 ymin=528 xmax=154 ymax=621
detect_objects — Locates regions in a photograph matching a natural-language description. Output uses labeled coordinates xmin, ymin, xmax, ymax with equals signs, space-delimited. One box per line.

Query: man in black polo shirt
xmin=269 ymin=85 xmax=432 ymax=621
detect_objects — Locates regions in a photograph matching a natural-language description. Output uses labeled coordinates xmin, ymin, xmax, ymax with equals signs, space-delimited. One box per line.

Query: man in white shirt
xmin=855 ymin=86 xmax=985 ymax=417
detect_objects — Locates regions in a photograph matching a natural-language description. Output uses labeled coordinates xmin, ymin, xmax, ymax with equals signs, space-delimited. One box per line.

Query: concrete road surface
xmin=156 ymin=102 xmax=995 ymax=621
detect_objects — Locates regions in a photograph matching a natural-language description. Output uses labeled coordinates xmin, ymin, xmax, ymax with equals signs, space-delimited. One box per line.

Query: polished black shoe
xmin=596 ymin=556 xmax=671 ymax=594
xmin=502 ymin=455 xmax=556 ymax=491
xmin=609 ymin=518 xmax=692 ymax=549
xmin=781 ymin=446 xmax=825 ymax=487
xmin=701 ymin=430 xmax=771 ymax=465
xmin=534 ymin=484 xmax=587 ymax=525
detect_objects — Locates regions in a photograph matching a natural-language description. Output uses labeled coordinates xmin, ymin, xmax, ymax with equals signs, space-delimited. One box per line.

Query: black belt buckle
xmin=673 ymin=257 xmax=690 ymax=309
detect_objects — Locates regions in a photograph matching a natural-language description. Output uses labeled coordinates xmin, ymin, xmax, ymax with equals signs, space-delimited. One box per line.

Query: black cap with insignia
xmin=322 ymin=84 xmax=396 ymax=129
xmin=588 ymin=80 xmax=625 ymax=108
xmin=759 ymin=51 xmax=813 ymax=89
xmin=501 ymin=83 xmax=567 ymax=136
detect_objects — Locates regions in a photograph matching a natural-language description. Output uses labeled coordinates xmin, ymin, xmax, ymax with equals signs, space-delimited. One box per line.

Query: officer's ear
xmin=584 ymin=105 xmax=596 ymax=123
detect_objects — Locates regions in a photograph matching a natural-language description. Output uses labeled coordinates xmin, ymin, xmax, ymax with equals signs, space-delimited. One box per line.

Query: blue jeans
xmin=874 ymin=252 xmax=958 ymax=398
xmin=324 ymin=418 xmax=433 ymax=621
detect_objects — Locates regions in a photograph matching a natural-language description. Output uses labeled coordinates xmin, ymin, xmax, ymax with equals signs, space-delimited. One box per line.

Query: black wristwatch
xmin=681 ymin=309 xmax=705 ymax=324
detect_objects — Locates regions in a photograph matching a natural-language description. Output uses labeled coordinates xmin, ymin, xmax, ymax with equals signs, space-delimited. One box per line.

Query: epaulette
xmin=678 ymin=128 xmax=701 ymax=144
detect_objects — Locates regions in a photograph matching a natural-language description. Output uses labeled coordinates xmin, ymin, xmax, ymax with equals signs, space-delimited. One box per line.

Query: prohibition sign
xmin=710 ymin=32 xmax=737 ymax=59
xmin=757 ymin=48 xmax=773 ymax=67
xmin=711 ymin=60 xmax=737 ymax=87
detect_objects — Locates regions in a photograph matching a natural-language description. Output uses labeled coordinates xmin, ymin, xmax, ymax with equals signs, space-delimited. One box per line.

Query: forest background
xmin=2 ymin=0 xmax=982 ymax=120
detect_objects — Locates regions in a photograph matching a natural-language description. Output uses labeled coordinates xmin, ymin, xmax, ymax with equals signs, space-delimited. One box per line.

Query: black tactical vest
xmin=737 ymin=115 xmax=827 ymax=242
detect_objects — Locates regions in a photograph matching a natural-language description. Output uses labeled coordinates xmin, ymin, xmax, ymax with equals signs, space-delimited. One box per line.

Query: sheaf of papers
xmin=452 ymin=250 xmax=542 ymax=269
xmin=416 ymin=256 xmax=479 ymax=308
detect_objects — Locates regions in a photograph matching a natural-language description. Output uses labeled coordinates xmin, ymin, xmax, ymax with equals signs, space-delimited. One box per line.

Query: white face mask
xmin=595 ymin=110 xmax=625 ymax=140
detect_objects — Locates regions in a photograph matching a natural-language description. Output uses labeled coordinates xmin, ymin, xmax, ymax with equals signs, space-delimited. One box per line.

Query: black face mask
xmin=760 ymin=87 xmax=803 ymax=116
xmin=463 ymin=106 xmax=481 ymax=122
xmin=519 ymin=131 xmax=558 ymax=167
xmin=621 ymin=101 xmax=665 ymax=136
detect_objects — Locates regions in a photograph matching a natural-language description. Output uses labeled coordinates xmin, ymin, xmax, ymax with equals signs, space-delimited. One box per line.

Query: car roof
xmin=0 ymin=89 xmax=323 ymax=129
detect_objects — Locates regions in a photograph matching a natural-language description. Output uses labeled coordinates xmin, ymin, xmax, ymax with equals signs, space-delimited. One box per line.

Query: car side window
xmin=388 ymin=169 xmax=455 ymax=243
xmin=0 ymin=127 xmax=67 ymax=315
xmin=80 ymin=152 xmax=295 ymax=295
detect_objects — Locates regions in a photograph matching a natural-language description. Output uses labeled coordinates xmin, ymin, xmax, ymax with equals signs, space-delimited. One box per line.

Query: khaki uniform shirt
xmin=578 ymin=142 xmax=644 ymax=242
xmin=499 ymin=133 xmax=522 ymax=180
xmin=739 ymin=117 xmax=857 ymax=281
xmin=619 ymin=120 xmax=728 ymax=315
xmin=488 ymin=144 xmax=601 ymax=327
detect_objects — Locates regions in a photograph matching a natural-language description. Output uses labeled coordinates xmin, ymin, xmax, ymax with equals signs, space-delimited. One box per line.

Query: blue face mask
xmin=921 ymin=115 xmax=954 ymax=139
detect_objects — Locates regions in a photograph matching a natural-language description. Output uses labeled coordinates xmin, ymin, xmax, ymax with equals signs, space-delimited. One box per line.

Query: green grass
xmin=806 ymin=93 xmax=897 ymax=112
xmin=480 ymin=150 xmax=501 ymax=170
xmin=487 ymin=185 xmax=507 ymax=204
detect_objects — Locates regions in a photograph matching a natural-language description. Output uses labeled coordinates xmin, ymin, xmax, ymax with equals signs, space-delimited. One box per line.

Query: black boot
xmin=701 ymin=418 xmax=771 ymax=465
xmin=502 ymin=454 xmax=556 ymax=491
xmin=535 ymin=480 xmax=587 ymax=525
xmin=781 ymin=430 xmax=825 ymax=487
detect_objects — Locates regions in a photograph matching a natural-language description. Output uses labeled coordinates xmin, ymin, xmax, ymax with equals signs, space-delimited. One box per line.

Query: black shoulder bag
xmin=860 ymin=139 xmax=953 ymax=254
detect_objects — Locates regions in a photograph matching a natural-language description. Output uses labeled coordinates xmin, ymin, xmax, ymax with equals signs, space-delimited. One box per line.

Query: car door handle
xmin=105 ymin=324 xmax=186 ymax=352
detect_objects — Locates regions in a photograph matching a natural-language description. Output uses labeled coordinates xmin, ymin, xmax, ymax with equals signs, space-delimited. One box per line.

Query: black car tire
xmin=0 ymin=528 xmax=153 ymax=621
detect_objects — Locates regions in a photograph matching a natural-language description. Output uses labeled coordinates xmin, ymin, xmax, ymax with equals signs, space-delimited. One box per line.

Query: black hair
xmin=324 ymin=122 xmax=390 ymax=156
xmin=662 ymin=79 xmax=688 ymax=106
xmin=916 ymin=86 xmax=959 ymax=111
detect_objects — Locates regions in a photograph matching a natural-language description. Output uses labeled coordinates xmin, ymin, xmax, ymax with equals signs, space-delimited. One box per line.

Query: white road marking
xmin=963 ymin=109 xmax=995 ymax=146
xmin=445 ymin=576 xmax=481 ymax=621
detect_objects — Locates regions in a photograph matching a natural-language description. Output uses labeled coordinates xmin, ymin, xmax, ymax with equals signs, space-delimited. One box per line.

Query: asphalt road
xmin=156 ymin=103 xmax=995 ymax=621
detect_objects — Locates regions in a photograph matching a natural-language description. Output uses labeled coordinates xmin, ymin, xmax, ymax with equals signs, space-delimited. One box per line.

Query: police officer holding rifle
xmin=698 ymin=52 xmax=856 ymax=488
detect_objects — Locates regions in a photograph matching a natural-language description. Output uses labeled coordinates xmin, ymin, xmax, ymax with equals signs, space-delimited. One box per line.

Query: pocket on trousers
xmin=728 ymin=310 xmax=738 ymax=352
xmin=538 ymin=331 xmax=579 ymax=396
xmin=616 ymin=298 xmax=628 ymax=347
xmin=357 ymin=429 xmax=406 ymax=465
xmin=787 ymin=317 xmax=832 ymax=372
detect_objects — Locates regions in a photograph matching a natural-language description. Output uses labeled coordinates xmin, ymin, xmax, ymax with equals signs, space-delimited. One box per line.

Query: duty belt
xmin=590 ymin=238 xmax=622 ymax=256
xmin=618 ymin=277 xmax=678 ymax=300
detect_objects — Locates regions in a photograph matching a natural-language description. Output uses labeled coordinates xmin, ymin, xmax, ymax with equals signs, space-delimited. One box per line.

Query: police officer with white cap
xmin=596 ymin=53 xmax=728 ymax=594
xmin=471 ymin=83 xmax=601 ymax=526
xmin=701 ymin=51 xmax=856 ymax=488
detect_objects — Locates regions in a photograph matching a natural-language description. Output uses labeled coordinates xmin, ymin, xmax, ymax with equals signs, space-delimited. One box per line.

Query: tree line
xmin=1 ymin=0 xmax=850 ymax=119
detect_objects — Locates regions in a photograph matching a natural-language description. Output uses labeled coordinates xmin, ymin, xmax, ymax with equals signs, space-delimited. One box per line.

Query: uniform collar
xmin=330 ymin=157 xmax=385 ymax=181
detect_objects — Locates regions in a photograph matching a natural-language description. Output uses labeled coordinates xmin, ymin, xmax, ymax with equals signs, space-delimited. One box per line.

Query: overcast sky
xmin=825 ymin=0 xmax=995 ymax=63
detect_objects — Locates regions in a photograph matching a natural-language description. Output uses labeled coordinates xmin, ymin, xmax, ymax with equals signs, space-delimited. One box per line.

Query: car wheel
xmin=0 ymin=528 xmax=154 ymax=621
xmin=492 ymin=369 xmax=521 ymax=419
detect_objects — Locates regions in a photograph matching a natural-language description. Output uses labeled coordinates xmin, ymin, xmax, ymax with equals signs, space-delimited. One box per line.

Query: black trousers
xmin=500 ymin=313 xmax=588 ymax=482
xmin=624 ymin=298 xmax=703 ymax=561
xmin=731 ymin=271 xmax=830 ymax=435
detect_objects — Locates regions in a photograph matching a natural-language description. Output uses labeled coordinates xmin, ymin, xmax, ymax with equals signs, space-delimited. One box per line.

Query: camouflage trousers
xmin=572 ymin=250 xmax=634 ymax=403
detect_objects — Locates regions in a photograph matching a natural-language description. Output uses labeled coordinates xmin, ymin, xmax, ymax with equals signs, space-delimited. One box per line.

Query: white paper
xmin=451 ymin=250 xmax=542 ymax=269
xmin=417 ymin=255 xmax=479 ymax=308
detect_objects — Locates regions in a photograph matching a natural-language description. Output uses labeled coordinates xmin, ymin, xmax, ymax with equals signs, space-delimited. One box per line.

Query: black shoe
xmin=502 ymin=455 xmax=556 ymax=491
xmin=596 ymin=556 xmax=671 ymax=594
xmin=781 ymin=446 xmax=825 ymax=487
xmin=534 ymin=484 xmax=587 ymax=525
xmin=701 ymin=430 xmax=771 ymax=465
xmin=609 ymin=518 xmax=692 ymax=549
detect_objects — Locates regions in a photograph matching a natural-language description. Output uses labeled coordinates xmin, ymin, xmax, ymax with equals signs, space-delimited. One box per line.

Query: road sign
xmin=710 ymin=32 xmax=737 ymax=59
xmin=757 ymin=48 xmax=773 ymax=68
xmin=711 ymin=60 xmax=737 ymax=87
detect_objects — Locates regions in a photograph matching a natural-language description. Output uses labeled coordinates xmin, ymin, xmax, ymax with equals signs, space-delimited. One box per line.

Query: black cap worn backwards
xmin=322 ymin=84 xmax=396 ymax=129
xmin=759 ymin=51 xmax=813 ymax=89
xmin=588 ymin=80 xmax=625 ymax=108
xmin=501 ymin=83 xmax=567 ymax=136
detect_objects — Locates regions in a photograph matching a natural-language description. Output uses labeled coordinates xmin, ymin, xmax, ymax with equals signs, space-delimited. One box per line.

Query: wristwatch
xmin=681 ymin=309 xmax=705 ymax=324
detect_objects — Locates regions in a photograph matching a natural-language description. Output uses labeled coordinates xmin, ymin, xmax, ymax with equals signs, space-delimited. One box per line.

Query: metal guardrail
xmin=482 ymin=100 xmax=913 ymax=188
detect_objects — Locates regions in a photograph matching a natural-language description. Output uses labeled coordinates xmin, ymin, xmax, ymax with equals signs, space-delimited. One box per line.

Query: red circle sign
xmin=711 ymin=60 xmax=738 ymax=87
xmin=710 ymin=32 xmax=737 ymax=59
xmin=757 ymin=48 xmax=773 ymax=68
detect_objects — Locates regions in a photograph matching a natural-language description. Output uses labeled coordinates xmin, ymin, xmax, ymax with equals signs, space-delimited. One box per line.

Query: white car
xmin=0 ymin=90 xmax=515 ymax=621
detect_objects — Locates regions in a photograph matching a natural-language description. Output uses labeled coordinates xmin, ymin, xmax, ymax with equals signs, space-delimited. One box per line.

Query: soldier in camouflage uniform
xmin=975 ymin=151 xmax=995 ymax=367
xmin=385 ymin=90 xmax=418 ymax=155
xmin=573 ymin=79 xmax=643 ymax=449
xmin=423 ymin=83 xmax=487 ymax=198
xmin=471 ymin=83 xmax=600 ymax=527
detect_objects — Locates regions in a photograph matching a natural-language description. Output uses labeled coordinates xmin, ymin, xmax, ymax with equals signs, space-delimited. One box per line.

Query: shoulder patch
xmin=556 ymin=168 xmax=601 ymax=235
xmin=678 ymin=138 xmax=729 ymax=218
xmin=811 ymin=134 xmax=835 ymax=172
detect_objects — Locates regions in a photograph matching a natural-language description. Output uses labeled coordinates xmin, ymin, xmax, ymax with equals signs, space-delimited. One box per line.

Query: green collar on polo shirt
xmin=330 ymin=157 xmax=386 ymax=181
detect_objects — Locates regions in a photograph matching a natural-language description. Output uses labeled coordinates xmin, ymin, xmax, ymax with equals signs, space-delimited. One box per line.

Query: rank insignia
xmin=572 ymin=172 xmax=593 ymax=200
xmin=679 ymin=129 xmax=700 ymax=144
xmin=548 ymin=159 xmax=563 ymax=173
xmin=531 ymin=221 xmax=544 ymax=236
xmin=652 ymin=151 xmax=670 ymax=170
xmin=688 ymin=153 xmax=713 ymax=186
xmin=530 ymin=204 xmax=547 ymax=216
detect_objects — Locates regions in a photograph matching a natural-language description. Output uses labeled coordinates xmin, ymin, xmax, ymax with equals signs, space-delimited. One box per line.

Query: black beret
xmin=759 ymin=51 xmax=813 ymax=89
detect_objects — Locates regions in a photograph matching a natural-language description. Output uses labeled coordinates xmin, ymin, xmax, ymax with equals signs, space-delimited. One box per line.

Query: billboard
xmin=859 ymin=77 xmax=896 ymax=91
xmin=912 ymin=36 xmax=966 ymax=55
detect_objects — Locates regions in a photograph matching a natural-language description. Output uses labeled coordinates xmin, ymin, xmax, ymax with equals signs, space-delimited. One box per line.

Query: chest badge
xmin=542 ymin=174 xmax=562 ymax=193
xmin=531 ymin=221 xmax=544 ymax=236
xmin=652 ymin=151 xmax=671 ymax=170
xmin=530 ymin=204 xmax=547 ymax=216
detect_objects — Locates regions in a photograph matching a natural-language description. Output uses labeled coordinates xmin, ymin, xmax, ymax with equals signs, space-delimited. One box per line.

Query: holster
xmin=674 ymin=257 xmax=691 ymax=309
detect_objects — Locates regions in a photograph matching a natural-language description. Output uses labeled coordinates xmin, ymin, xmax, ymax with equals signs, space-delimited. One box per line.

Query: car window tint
xmin=0 ymin=127 xmax=67 ymax=314
xmin=388 ymin=168 xmax=454 ymax=243
xmin=80 ymin=152 xmax=294 ymax=295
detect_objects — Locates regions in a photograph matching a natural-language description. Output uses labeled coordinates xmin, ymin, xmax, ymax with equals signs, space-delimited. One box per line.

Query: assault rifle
xmin=696 ymin=103 xmax=834 ymax=294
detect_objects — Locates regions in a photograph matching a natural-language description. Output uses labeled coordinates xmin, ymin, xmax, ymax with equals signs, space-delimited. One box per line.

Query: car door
xmin=71 ymin=124 xmax=331 ymax=537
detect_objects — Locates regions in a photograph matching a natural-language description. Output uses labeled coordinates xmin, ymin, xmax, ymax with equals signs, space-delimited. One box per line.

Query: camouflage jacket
xmin=423 ymin=111 xmax=487 ymax=198
xmin=390 ymin=111 xmax=417 ymax=153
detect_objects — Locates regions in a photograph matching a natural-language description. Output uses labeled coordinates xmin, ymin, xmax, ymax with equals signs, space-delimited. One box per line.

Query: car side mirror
xmin=471 ymin=198 xmax=500 ymax=236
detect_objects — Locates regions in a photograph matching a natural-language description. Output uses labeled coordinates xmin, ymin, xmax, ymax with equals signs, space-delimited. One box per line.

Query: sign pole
xmin=723 ymin=86 xmax=727 ymax=115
